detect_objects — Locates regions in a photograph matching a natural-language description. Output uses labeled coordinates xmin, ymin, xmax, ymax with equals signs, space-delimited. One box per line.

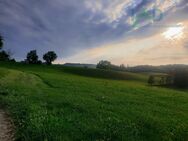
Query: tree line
xmin=96 ymin=60 xmax=127 ymax=71
xmin=0 ymin=34 xmax=57 ymax=65
xmin=97 ymin=60 xmax=188 ymax=88
xmin=25 ymin=50 xmax=57 ymax=65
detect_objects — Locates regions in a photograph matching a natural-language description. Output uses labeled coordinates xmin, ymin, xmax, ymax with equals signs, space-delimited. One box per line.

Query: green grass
xmin=0 ymin=62 xmax=188 ymax=141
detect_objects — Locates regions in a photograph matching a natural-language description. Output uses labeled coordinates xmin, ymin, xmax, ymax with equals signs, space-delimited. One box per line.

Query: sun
xmin=162 ymin=23 xmax=185 ymax=40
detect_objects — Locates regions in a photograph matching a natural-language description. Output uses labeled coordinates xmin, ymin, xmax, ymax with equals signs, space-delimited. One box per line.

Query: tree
xmin=26 ymin=50 xmax=39 ymax=64
xmin=96 ymin=60 xmax=112 ymax=69
xmin=148 ymin=75 xmax=155 ymax=86
xmin=43 ymin=51 xmax=57 ymax=65
xmin=0 ymin=35 xmax=14 ymax=62
xmin=0 ymin=35 xmax=3 ymax=49
xmin=0 ymin=50 xmax=10 ymax=61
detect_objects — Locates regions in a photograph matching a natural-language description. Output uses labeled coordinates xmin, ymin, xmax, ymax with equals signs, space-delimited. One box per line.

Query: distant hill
xmin=63 ymin=63 xmax=96 ymax=68
xmin=64 ymin=63 xmax=188 ymax=73
xmin=126 ymin=64 xmax=188 ymax=73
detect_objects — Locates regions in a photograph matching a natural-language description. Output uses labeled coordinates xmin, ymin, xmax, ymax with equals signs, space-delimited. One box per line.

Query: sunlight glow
xmin=162 ymin=23 xmax=185 ymax=40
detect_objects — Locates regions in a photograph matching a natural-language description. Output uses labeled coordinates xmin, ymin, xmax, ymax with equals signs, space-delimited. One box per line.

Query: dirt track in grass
xmin=0 ymin=109 xmax=14 ymax=141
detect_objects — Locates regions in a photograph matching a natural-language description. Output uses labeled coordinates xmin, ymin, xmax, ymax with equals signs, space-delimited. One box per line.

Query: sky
xmin=0 ymin=0 xmax=188 ymax=66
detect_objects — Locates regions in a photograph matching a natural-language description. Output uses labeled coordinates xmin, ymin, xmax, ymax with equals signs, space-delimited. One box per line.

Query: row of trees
xmin=96 ymin=60 xmax=188 ymax=89
xmin=96 ymin=60 xmax=126 ymax=71
xmin=25 ymin=50 xmax=57 ymax=65
xmin=0 ymin=34 xmax=57 ymax=65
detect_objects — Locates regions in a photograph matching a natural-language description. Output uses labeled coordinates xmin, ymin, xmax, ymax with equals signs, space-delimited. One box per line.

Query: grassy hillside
xmin=0 ymin=62 xmax=188 ymax=141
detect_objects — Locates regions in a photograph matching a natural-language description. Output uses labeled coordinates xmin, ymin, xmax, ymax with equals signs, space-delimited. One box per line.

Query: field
xmin=0 ymin=62 xmax=188 ymax=141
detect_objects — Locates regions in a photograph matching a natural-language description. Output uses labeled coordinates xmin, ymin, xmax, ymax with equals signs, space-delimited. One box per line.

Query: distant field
xmin=0 ymin=62 xmax=188 ymax=141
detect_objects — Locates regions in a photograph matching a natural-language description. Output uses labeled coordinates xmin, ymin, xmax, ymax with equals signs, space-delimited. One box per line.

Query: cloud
xmin=85 ymin=0 xmax=132 ymax=23
xmin=84 ymin=0 xmax=184 ymax=28
xmin=62 ymin=33 xmax=162 ymax=64
xmin=0 ymin=0 xmax=131 ymax=59
xmin=0 ymin=0 xmax=187 ymax=64
xmin=63 ymin=20 xmax=188 ymax=65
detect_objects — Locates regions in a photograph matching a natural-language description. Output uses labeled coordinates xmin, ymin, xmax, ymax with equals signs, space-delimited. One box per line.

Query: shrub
xmin=97 ymin=60 xmax=112 ymax=70
xmin=0 ymin=50 xmax=10 ymax=61
xmin=174 ymin=70 xmax=188 ymax=88
xmin=148 ymin=75 xmax=154 ymax=86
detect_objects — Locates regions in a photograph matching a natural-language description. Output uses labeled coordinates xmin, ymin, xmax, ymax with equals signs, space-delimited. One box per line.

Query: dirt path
xmin=0 ymin=109 xmax=14 ymax=141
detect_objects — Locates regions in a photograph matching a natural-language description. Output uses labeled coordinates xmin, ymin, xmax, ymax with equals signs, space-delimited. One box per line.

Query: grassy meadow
xmin=0 ymin=62 xmax=188 ymax=141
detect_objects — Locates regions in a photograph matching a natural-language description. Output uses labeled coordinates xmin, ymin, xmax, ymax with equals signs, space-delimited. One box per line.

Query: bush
xmin=37 ymin=60 xmax=42 ymax=64
xmin=97 ymin=60 xmax=112 ymax=70
xmin=10 ymin=59 xmax=16 ymax=62
xmin=0 ymin=50 xmax=10 ymax=61
xmin=148 ymin=76 xmax=154 ymax=85
xmin=174 ymin=70 xmax=188 ymax=88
